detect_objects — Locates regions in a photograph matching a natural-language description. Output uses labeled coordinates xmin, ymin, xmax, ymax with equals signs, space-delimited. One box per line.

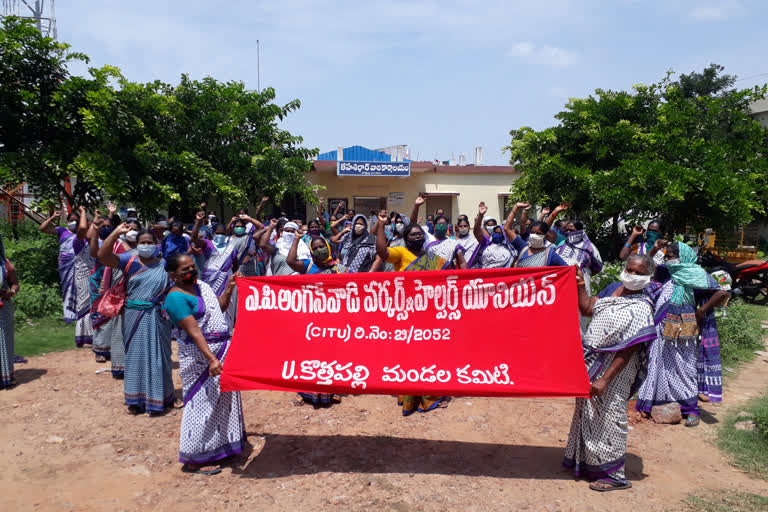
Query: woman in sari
xmin=556 ymin=220 xmax=603 ymax=334
xmin=99 ymin=224 xmax=174 ymax=415
xmin=286 ymin=235 xmax=346 ymax=407
xmin=619 ymin=220 xmax=666 ymax=265
xmin=40 ymin=208 xmax=94 ymax=346
xmin=332 ymin=214 xmax=377 ymax=273
xmin=452 ymin=216 xmax=478 ymax=266
xmin=88 ymin=208 xmax=120 ymax=364
xmin=564 ymin=255 xmax=657 ymax=492
xmin=259 ymin=220 xmax=303 ymax=276
xmin=0 ymin=233 xmax=20 ymax=389
xmin=425 ymin=215 xmax=464 ymax=266
xmin=375 ymin=210 xmax=466 ymax=416
xmin=508 ymin=219 xmax=569 ymax=268
xmin=635 ymin=242 xmax=728 ymax=427
xmin=471 ymin=202 xmax=519 ymax=269
xmin=191 ymin=211 xmax=239 ymax=323
xmin=164 ymin=253 xmax=245 ymax=475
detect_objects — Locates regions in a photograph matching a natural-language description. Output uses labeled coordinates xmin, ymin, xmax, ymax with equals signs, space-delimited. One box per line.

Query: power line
xmin=735 ymin=71 xmax=768 ymax=82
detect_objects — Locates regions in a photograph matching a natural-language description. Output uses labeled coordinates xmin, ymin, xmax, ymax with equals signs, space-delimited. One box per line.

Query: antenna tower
xmin=1 ymin=0 xmax=57 ymax=39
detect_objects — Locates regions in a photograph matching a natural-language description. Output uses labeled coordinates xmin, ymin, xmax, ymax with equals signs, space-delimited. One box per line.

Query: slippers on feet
xmin=685 ymin=415 xmax=700 ymax=427
xmin=182 ymin=465 xmax=222 ymax=475
xmin=589 ymin=480 xmax=632 ymax=492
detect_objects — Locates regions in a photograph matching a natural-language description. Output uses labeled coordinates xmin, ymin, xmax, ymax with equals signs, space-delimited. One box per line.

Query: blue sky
xmin=56 ymin=0 xmax=767 ymax=165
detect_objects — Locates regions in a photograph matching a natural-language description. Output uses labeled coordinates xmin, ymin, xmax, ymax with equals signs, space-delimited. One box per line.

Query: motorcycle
xmin=699 ymin=250 xmax=768 ymax=305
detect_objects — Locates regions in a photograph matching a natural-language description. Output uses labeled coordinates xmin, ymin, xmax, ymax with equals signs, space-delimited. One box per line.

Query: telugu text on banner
xmin=221 ymin=266 xmax=590 ymax=397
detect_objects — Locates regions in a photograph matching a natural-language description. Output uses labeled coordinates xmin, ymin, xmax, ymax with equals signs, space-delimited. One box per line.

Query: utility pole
xmin=1 ymin=0 xmax=57 ymax=39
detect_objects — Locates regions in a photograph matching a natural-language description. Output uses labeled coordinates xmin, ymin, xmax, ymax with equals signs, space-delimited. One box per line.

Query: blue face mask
xmin=491 ymin=232 xmax=505 ymax=244
xmin=137 ymin=244 xmax=156 ymax=258
xmin=98 ymin=226 xmax=114 ymax=240
xmin=233 ymin=226 xmax=246 ymax=236
xmin=213 ymin=234 xmax=227 ymax=246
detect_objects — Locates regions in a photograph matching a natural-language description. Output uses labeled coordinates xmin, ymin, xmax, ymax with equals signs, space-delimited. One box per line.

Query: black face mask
xmin=406 ymin=237 xmax=425 ymax=253
xmin=180 ymin=268 xmax=198 ymax=285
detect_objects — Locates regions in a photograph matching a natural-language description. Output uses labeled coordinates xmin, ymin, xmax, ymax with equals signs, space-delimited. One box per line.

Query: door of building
xmin=426 ymin=196 xmax=453 ymax=222
xmin=354 ymin=197 xmax=387 ymax=219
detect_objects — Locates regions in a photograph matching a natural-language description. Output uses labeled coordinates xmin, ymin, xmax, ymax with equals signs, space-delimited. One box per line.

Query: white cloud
xmin=507 ymin=41 xmax=580 ymax=68
xmin=689 ymin=1 xmax=746 ymax=21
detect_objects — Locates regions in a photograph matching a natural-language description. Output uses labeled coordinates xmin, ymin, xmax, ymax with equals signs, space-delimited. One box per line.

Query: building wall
xmin=308 ymin=169 xmax=519 ymax=222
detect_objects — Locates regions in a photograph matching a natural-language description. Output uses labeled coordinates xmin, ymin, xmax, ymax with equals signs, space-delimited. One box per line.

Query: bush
xmin=718 ymin=299 xmax=765 ymax=369
xmin=591 ymin=261 xmax=624 ymax=295
xmin=754 ymin=400 xmax=768 ymax=439
xmin=1 ymin=220 xmax=63 ymax=320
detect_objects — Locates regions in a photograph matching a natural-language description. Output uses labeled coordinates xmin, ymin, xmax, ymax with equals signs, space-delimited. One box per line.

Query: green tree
xmin=505 ymin=65 xmax=768 ymax=254
xmin=0 ymin=16 xmax=106 ymax=208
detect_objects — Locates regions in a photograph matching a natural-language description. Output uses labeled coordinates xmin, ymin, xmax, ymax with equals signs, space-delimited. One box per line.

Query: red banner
xmin=221 ymin=266 xmax=590 ymax=397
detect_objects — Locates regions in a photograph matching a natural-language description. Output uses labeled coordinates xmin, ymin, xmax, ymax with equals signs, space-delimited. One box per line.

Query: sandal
xmin=182 ymin=464 xmax=222 ymax=476
xmin=95 ymin=355 xmax=107 ymax=363
xmin=684 ymin=415 xmax=700 ymax=427
xmin=589 ymin=480 xmax=632 ymax=492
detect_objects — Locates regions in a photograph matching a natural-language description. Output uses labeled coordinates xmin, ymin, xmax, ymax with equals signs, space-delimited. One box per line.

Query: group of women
xmin=0 ymin=196 xmax=728 ymax=485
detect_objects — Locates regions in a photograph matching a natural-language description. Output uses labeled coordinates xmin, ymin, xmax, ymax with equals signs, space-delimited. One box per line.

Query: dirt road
xmin=2 ymin=345 xmax=768 ymax=511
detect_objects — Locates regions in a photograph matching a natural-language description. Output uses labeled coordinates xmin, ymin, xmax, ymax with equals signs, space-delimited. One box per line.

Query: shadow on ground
xmin=13 ymin=368 xmax=47 ymax=386
xmin=232 ymin=433 xmax=647 ymax=481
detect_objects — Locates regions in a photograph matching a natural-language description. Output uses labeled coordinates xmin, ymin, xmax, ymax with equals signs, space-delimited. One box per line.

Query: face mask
xmin=126 ymin=217 xmax=138 ymax=223
xmin=646 ymin=230 xmax=661 ymax=245
xmin=555 ymin=232 xmax=566 ymax=246
xmin=434 ymin=224 xmax=448 ymax=238
xmin=457 ymin=227 xmax=470 ymax=237
xmin=119 ymin=235 xmax=126 ymax=242
xmin=353 ymin=224 xmax=365 ymax=235
xmin=126 ymin=230 xmax=139 ymax=243
xmin=312 ymin=246 xmax=331 ymax=262
xmin=67 ymin=221 xmax=78 ymax=231
xmin=180 ymin=268 xmax=198 ymax=285
xmin=491 ymin=232 xmax=505 ymax=244
xmin=157 ymin=220 xmax=167 ymax=227
xmin=99 ymin=227 xmax=113 ymax=240
xmin=620 ymin=270 xmax=651 ymax=291
xmin=528 ymin=233 xmax=546 ymax=248
xmin=233 ymin=226 xmax=246 ymax=236
xmin=309 ymin=228 xmax=322 ymax=237
xmin=137 ymin=244 xmax=156 ymax=258
xmin=666 ymin=258 xmax=679 ymax=265
xmin=213 ymin=234 xmax=227 ymax=246
xmin=566 ymin=230 xmax=585 ymax=244
xmin=282 ymin=231 xmax=295 ymax=243
xmin=163 ymin=230 xmax=171 ymax=238
xmin=405 ymin=236 xmax=425 ymax=252
xmin=395 ymin=223 xmax=405 ymax=236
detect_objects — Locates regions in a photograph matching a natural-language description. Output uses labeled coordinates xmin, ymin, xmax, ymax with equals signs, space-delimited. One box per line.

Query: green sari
xmin=398 ymin=250 xmax=449 ymax=416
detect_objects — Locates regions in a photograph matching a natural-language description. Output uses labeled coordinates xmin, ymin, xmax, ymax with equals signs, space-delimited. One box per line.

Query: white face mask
xmin=67 ymin=221 xmax=78 ymax=231
xmin=282 ymin=231 xmax=295 ymax=242
xmin=126 ymin=230 xmax=139 ymax=242
xmin=528 ymin=233 xmax=546 ymax=248
xmin=666 ymin=258 xmax=679 ymax=265
xmin=620 ymin=270 xmax=651 ymax=291
xmin=353 ymin=224 xmax=365 ymax=235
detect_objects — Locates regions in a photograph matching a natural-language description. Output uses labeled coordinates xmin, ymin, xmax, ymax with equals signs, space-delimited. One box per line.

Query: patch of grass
xmin=717 ymin=393 xmax=768 ymax=479
xmin=15 ymin=317 xmax=76 ymax=357
xmin=683 ymin=491 xmax=768 ymax=512
xmin=718 ymin=301 xmax=767 ymax=371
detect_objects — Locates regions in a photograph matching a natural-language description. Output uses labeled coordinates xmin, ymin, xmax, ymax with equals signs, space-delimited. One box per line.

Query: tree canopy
xmin=0 ymin=17 xmax=318 ymax=215
xmin=505 ymin=64 xmax=768 ymax=249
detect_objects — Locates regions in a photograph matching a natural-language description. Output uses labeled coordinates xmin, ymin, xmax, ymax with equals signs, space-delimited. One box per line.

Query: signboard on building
xmin=388 ymin=192 xmax=405 ymax=207
xmin=337 ymin=161 xmax=410 ymax=177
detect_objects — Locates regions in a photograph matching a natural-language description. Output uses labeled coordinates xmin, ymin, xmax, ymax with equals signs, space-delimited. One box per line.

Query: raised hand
xmin=261 ymin=196 xmax=269 ymax=204
xmin=195 ymin=210 xmax=206 ymax=221
xmin=478 ymin=202 xmax=488 ymax=216
xmin=377 ymin=209 xmax=388 ymax=223
xmin=78 ymin=205 xmax=86 ymax=215
xmin=654 ymin=239 xmax=669 ymax=251
xmin=541 ymin=206 xmax=551 ymax=216
xmin=516 ymin=202 xmax=531 ymax=210
xmin=107 ymin=202 xmax=117 ymax=215
xmin=632 ymin=225 xmax=645 ymax=237
xmin=114 ymin=222 xmax=131 ymax=235
xmin=555 ymin=202 xmax=570 ymax=212
xmin=414 ymin=193 xmax=427 ymax=206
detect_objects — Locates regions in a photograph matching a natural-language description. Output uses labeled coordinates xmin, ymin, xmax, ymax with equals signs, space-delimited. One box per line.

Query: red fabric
xmin=221 ymin=266 xmax=590 ymax=397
